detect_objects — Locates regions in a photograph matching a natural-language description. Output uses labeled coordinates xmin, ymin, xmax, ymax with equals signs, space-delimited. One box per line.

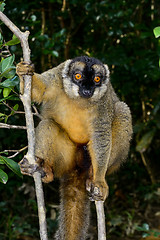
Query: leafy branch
xmin=0 ymin=10 xmax=48 ymax=240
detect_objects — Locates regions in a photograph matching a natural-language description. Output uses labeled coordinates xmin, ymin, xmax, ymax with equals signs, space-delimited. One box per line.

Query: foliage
xmin=0 ymin=0 xmax=5 ymax=12
xmin=0 ymin=0 xmax=160 ymax=239
xmin=0 ymin=155 xmax=22 ymax=183
xmin=153 ymin=27 xmax=160 ymax=39
xmin=136 ymin=223 xmax=160 ymax=238
xmin=0 ymin=32 xmax=22 ymax=183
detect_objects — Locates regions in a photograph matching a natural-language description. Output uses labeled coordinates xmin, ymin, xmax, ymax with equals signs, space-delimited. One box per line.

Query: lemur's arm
xmin=16 ymin=62 xmax=46 ymax=104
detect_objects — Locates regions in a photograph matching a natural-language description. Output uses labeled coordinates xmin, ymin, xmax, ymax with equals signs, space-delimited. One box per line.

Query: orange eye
xmin=94 ymin=76 xmax=101 ymax=83
xmin=75 ymin=73 xmax=82 ymax=80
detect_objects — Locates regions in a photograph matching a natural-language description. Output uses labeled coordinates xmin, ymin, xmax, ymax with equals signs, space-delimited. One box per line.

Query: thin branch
xmin=32 ymin=104 xmax=42 ymax=119
xmin=140 ymin=152 xmax=156 ymax=184
xmin=2 ymin=146 xmax=28 ymax=158
xmin=0 ymin=11 xmax=48 ymax=240
xmin=2 ymin=101 xmax=41 ymax=118
xmin=2 ymin=101 xmax=25 ymax=114
xmin=95 ymin=201 xmax=106 ymax=240
xmin=0 ymin=122 xmax=27 ymax=130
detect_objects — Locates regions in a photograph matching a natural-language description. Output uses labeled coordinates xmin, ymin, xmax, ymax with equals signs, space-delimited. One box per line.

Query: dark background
xmin=0 ymin=0 xmax=160 ymax=239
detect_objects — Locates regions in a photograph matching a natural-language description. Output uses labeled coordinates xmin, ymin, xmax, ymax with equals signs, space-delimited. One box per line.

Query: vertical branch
xmin=140 ymin=152 xmax=156 ymax=184
xmin=0 ymin=11 xmax=48 ymax=240
xmin=95 ymin=201 xmax=106 ymax=240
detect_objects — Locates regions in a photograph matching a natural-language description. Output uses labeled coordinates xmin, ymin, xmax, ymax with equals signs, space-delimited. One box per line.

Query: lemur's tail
xmin=55 ymin=168 xmax=90 ymax=240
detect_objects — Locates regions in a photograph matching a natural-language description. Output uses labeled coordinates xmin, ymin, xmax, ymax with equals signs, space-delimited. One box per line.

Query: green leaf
xmin=51 ymin=50 xmax=59 ymax=57
xmin=0 ymin=94 xmax=20 ymax=102
xmin=0 ymin=158 xmax=4 ymax=164
xmin=142 ymin=223 xmax=150 ymax=231
xmin=30 ymin=14 xmax=37 ymax=22
xmin=136 ymin=129 xmax=156 ymax=153
xmin=4 ymin=115 xmax=8 ymax=123
xmin=136 ymin=223 xmax=150 ymax=232
xmin=13 ymin=104 xmax=19 ymax=111
xmin=153 ymin=230 xmax=160 ymax=237
xmin=3 ymin=88 xmax=11 ymax=98
xmin=5 ymin=35 xmax=20 ymax=46
xmin=11 ymin=104 xmax=19 ymax=115
xmin=0 ymin=76 xmax=19 ymax=88
xmin=153 ymin=27 xmax=160 ymax=38
xmin=1 ymin=55 xmax=15 ymax=73
xmin=0 ymin=156 xmax=22 ymax=178
xmin=0 ymin=169 xmax=8 ymax=184
xmin=0 ymin=113 xmax=6 ymax=118
xmin=0 ymin=2 xmax=6 ymax=12
xmin=0 ymin=66 xmax=16 ymax=79
xmin=142 ymin=233 xmax=149 ymax=238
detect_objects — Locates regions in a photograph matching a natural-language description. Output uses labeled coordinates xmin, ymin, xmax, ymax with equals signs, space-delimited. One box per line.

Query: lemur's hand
xmin=16 ymin=61 xmax=34 ymax=94
xmin=16 ymin=61 xmax=34 ymax=76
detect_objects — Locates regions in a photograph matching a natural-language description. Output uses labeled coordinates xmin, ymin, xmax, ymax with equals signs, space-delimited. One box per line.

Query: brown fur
xmin=55 ymin=170 xmax=90 ymax=240
xmin=16 ymin=60 xmax=132 ymax=240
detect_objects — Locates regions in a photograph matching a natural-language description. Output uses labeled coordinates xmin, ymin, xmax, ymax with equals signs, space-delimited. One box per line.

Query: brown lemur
xmin=16 ymin=56 xmax=132 ymax=240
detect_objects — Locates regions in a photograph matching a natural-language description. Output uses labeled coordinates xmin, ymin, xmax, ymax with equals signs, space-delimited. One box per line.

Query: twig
xmin=95 ymin=201 xmax=106 ymax=240
xmin=140 ymin=152 xmax=156 ymax=184
xmin=0 ymin=122 xmax=27 ymax=130
xmin=2 ymin=146 xmax=28 ymax=158
xmin=2 ymin=101 xmax=41 ymax=118
xmin=2 ymin=101 xmax=25 ymax=114
xmin=0 ymin=11 xmax=48 ymax=240
xmin=32 ymin=104 xmax=42 ymax=119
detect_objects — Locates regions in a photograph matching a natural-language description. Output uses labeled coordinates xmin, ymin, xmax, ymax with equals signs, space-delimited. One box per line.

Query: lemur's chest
xmin=43 ymin=94 xmax=93 ymax=144
xmin=60 ymin=106 xmax=90 ymax=144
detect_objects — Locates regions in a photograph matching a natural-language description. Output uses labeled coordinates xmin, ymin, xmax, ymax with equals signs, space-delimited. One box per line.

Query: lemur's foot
xmin=19 ymin=157 xmax=39 ymax=176
xmin=86 ymin=179 xmax=109 ymax=201
xmin=19 ymin=157 xmax=54 ymax=183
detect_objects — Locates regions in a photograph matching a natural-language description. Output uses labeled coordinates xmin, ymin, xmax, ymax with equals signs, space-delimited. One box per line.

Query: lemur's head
xmin=62 ymin=56 xmax=110 ymax=100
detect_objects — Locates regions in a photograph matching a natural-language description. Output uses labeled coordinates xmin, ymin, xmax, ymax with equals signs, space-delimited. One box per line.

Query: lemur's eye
xmin=94 ymin=76 xmax=101 ymax=83
xmin=75 ymin=73 xmax=82 ymax=80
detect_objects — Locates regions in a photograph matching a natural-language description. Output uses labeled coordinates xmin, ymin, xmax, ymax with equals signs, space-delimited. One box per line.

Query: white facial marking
xmin=62 ymin=59 xmax=72 ymax=80
xmin=91 ymin=64 xmax=110 ymax=101
xmin=72 ymin=84 xmax=79 ymax=97
xmin=62 ymin=59 xmax=81 ymax=99
xmin=104 ymin=64 xmax=110 ymax=79
xmin=92 ymin=85 xmax=108 ymax=101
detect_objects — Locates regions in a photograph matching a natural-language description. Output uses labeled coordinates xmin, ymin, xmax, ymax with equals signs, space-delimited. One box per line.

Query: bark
xmin=95 ymin=201 xmax=107 ymax=240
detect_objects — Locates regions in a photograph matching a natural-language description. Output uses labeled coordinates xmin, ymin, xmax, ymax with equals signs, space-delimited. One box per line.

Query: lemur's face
xmin=62 ymin=56 xmax=110 ymax=100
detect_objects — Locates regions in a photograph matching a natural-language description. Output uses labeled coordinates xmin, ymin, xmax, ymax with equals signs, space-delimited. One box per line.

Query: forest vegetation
xmin=0 ymin=0 xmax=160 ymax=239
